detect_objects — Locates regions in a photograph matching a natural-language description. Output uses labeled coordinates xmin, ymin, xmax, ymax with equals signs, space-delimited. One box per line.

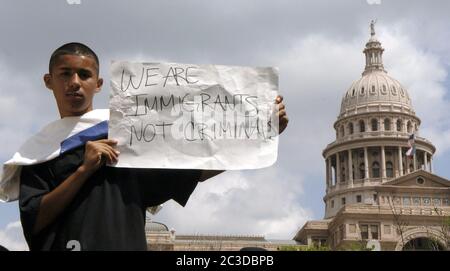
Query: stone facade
xmin=145 ymin=220 xmax=304 ymax=251
xmin=295 ymin=23 xmax=450 ymax=251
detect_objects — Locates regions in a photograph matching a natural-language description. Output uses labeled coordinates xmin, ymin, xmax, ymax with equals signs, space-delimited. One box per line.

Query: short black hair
xmin=49 ymin=42 xmax=99 ymax=74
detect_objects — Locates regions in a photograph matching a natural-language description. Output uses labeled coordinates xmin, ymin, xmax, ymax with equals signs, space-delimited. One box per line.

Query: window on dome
xmin=407 ymin=121 xmax=412 ymax=133
xmin=382 ymin=85 xmax=387 ymax=94
xmin=371 ymin=119 xmax=378 ymax=131
xmin=370 ymin=85 xmax=376 ymax=94
xmin=386 ymin=162 xmax=394 ymax=178
xmin=400 ymin=88 xmax=405 ymax=97
xmin=384 ymin=118 xmax=391 ymax=131
xmin=348 ymin=122 xmax=354 ymax=134
xmin=352 ymin=89 xmax=356 ymax=96
xmin=391 ymin=86 xmax=397 ymax=95
xmin=359 ymin=120 xmax=366 ymax=132
xmin=372 ymin=162 xmax=380 ymax=178
xmin=361 ymin=87 xmax=365 ymax=95
xmin=359 ymin=163 xmax=365 ymax=179
xmin=396 ymin=119 xmax=402 ymax=132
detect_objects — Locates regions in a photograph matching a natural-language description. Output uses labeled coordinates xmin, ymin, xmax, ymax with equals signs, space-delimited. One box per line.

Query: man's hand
xmin=81 ymin=139 xmax=119 ymax=174
xmin=275 ymin=95 xmax=289 ymax=134
xmin=33 ymin=139 xmax=119 ymax=235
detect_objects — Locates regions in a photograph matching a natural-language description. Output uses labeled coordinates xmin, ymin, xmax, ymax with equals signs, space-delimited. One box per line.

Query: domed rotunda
xmin=295 ymin=22 xmax=449 ymax=251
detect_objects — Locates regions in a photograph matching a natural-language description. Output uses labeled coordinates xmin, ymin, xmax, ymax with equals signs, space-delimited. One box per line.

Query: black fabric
xmin=19 ymin=145 xmax=200 ymax=251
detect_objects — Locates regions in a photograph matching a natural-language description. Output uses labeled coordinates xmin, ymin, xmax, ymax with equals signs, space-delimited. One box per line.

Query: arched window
xmin=359 ymin=163 xmax=365 ymax=179
xmin=371 ymin=119 xmax=378 ymax=131
xmin=359 ymin=120 xmax=366 ymax=133
xmin=352 ymin=88 xmax=356 ymax=96
xmin=349 ymin=123 xmax=354 ymax=134
xmin=386 ymin=161 xmax=394 ymax=178
xmin=396 ymin=119 xmax=402 ymax=132
xmin=407 ymin=121 xmax=412 ymax=133
xmin=372 ymin=162 xmax=380 ymax=178
xmin=384 ymin=118 xmax=391 ymax=131
xmin=371 ymin=85 xmax=376 ymax=94
xmin=392 ymin=86 xmax=397 ymax=95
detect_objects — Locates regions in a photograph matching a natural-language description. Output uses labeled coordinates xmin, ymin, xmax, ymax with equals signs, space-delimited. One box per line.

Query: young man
xmin=3 ymin=43 xmax=288 ymax=250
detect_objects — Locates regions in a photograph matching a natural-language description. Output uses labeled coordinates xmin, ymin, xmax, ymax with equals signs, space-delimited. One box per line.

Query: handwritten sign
xmin=109 ymin=61 xmax=279 ymax=170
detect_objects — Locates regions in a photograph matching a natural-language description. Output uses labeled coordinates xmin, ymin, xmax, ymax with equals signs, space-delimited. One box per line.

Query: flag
xmin=406 ymin=133 xmax=416 ymax=157
xmin=0 ymin=109 xmax=109 ymax=202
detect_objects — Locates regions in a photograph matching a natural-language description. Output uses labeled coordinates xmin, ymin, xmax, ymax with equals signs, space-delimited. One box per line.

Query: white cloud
xmin=1 ymin=2 xmax=450 ymax=244
xmin=264 ymin=33 xmax=363 ymax=176
xmin=154 ymin=23 xmax=450 ymax=240
xmin=367 ymin=0 xmax=382 ymax=5
xmin=0 ymin=58 xmax=58 ymax=160
xmin=154 ymin=167 xmax=312 ymax=239
xmin=379 ymin=25 xmax=450 ymax=156
xmin=0 ymin=221 xmax=28 ymax=251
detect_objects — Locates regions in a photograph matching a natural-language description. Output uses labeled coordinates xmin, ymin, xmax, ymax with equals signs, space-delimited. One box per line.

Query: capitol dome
xmin=339 ymin=27 xmax=414 ymax=118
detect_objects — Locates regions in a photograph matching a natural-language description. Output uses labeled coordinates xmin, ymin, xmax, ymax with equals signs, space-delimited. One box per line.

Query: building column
xmin=381 ymin=146 xmax=386 ymax=181
xmin=423 ymin=152 xmax=428 ymax=172
xmin=336 ymin=153 xmax=341 ymax=184
xmin=430 ymin=156 xmax=434 ymax=173
xmin=398 ymin=146 xmax=403 ymax=177
xmin=364 ymin=147 xmax=369 ymax=180
xmin=413 ymin=152 xmax=417 ymax=171
xmin=326 ymin=158 xmax=332 ymax=188
xmin=348 ymin=149 xmax=353 ymax=187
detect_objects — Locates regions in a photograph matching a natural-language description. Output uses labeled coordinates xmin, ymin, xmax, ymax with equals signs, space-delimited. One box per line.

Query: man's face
xmin=44 ymin=54 xmax=103 ymax=118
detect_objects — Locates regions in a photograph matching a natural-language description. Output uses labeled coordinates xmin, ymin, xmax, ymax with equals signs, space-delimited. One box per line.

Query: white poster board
xmin=109 ymin=61 xmax=279 ymax=170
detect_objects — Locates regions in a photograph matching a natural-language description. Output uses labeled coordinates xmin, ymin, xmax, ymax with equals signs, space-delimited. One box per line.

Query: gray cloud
xmin=1 ymin=0 xmax=450 ymax=239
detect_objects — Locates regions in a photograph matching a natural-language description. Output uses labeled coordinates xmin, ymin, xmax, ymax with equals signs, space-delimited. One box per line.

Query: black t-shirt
xmin=19 ymin=146 xmax=201 ymax=251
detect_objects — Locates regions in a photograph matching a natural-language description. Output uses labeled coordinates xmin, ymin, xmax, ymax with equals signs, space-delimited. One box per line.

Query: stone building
xmin=295 ymin=23 xmax=450 ymax=250
xmin=145 ymin=218 xmax=301 ymax=251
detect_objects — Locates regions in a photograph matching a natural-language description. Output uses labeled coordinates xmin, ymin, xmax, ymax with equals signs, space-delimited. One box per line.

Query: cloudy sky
xmin=1 ymin=0 xmax=450 ymax=250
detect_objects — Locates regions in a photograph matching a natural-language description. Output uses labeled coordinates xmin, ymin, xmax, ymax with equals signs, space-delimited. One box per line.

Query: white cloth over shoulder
xmin=0 ymin=109 xmax=109 ymax=202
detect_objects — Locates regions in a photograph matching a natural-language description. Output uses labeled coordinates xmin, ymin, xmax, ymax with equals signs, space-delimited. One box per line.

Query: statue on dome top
xmin=370 ymin=19 xmax=377 ymax=37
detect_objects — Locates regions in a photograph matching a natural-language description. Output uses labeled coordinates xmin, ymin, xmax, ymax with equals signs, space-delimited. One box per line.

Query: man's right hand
xmin=81 ymin=139 xmax=119 ymax=174
xmin=33 ymin=139 xmax=119 ymax=235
